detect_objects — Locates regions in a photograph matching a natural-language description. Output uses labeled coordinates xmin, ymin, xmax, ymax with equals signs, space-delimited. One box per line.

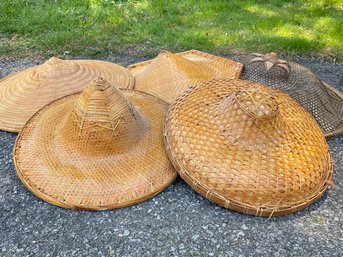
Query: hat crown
xmin=234 ymin=90 xmax=279 ymax=119
xmin=33 ymin=57 xmax=79 ymax=79
xmin=248 ymin=52 xmax=291 ymax=80
xmin=218 ymin=89 xmax=282 ymax=148
xmin=150 ymin=51 xmax=213 ymax=79
xmin=63 ymin=77 xmax=146 ymax=155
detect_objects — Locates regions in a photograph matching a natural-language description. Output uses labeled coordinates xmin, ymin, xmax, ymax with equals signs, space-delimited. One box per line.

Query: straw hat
xmin=232 ymin=52 xmax=343 ymax=137
xmin=0 ymin=57 xmax=134 ymax=132
xmin=13 ymin=77 xmax=176 ymax=210
xmin=164 ymin=78 xmax=333 ymax=217
xmin=128 ymin=50 xmax=243 ymax=103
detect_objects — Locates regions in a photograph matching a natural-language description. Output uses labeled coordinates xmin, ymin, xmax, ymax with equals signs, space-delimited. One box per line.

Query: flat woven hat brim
xmin=128 ymin=50 xmax=243 ymax=78
xmin=323 ymin=82 xmax=343 ymax=137
xmin=0 ymin=60 xmax=134 ymax=133
xmin=14 ymin=90 xmax=177 ymax=210
xmin=164 ymin=79 xmax=333 ymax=217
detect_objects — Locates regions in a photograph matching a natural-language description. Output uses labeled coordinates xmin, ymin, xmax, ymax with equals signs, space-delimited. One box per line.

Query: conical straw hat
xmin=0 ymin=57 xmax=134 ymax=132
xmin=128 ymin=50 xmax=243 ymax=103
xmin=164 ymin=78 xmax=333 ymax=217
xmin=13 ymin=77 xmax=176 ymax=210
xmin=232 ymin=52 xmax=343 ymax=137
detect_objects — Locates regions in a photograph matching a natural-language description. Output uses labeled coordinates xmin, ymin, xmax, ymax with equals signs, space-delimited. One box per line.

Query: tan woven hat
xmin=0 ymin=57 xmax=134 ymax=132
xmin=232 ymin=52 xmax=343 ymax=137
xmin=164 ymin=78 xmax=333 ymax=217
xmin=13 ymin=77 xmax=176 ymax=210
xmin=128 ymin=50 xmax=243 ymax=103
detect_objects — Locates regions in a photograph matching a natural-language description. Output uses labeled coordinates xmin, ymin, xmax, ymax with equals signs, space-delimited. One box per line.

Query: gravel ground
xmin=0 ymin=54 xmax=342 ymax=257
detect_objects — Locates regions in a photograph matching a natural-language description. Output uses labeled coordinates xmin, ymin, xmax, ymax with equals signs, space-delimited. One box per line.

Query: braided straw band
xmin=128 ymin=50 xmax=243 ymax=104
xmin=164 ymin=78 xmax=333 ymax=218
xmin=0 ymin=57 xmax=134 ymax=133
xmin=14 ymin=77 xmax=176 ymax=210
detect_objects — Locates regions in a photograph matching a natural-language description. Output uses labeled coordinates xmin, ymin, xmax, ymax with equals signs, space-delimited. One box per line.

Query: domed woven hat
xmin=128 ymin=50 xmax=243 ymax=103
xmin=0 ymin=57 xmax=134 ymax=132
xmin=232 ymin=52 xmax=343 ymax=137
xmin=13 ymin=77 xmax=176 ymax=210
xmin=164 ymin=78 xmax=333 ymax=217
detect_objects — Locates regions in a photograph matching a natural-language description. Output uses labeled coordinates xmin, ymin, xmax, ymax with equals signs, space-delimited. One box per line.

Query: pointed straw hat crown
xmin=233 ymin=52 xmax=343 ymax=137
xmin=164 ymin=79 xmax=333 ymax=217
xmin=33 ymin=56 xmax=80 ymax=78
xmin=14 ymin=77 xmax=176 ymax=210
xmin=62 ymin=77 xmax=147 ymax=155
xmin=128 ymin=50 xmax=243 ymax=103
xmin=0 ymin=57 xmax=134 ymax=132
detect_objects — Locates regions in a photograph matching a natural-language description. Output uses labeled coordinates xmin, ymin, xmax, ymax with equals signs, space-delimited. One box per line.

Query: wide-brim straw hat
xmin=128 ymin=50 xmax=243 ymax=103
xmin=164 ymin=78 xmax=333 ymax=217
xmin=0 ymin=57 xmax=134 ymax=132
xmin=13 ymin=77 xmax=176 ymax=210
xmin=232 ymin=52 xmax=343 ymax=137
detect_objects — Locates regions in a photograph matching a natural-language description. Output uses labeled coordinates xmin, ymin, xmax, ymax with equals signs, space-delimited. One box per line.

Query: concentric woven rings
xmin=0 ymin=57 xmax=134 ymax=132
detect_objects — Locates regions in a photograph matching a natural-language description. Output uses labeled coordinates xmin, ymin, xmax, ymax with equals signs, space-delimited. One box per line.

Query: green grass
xmin=0 ymin=0 xmax=342 ymax=58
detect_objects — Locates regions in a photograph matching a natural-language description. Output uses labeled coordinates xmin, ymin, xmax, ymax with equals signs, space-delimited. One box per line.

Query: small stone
xmin=237 ymin=231 xmax=245 ymax=237
xmin=123 ymin=230 xmax=130 ymax=236
xmin=192 ymin=234 xmax=200 ymax=240
xmin=179 ymin=243 xmax=185 ymax=249
xmin=242 ymin=224 xmax=248 ymax=230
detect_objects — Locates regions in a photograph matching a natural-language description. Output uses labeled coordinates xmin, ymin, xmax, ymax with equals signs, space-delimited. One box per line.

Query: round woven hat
xmin=128 ymin=50 xmax=243 ymax=103
xmin=164 ymin=78 xmax=333 ymax=217
xmin=0 ymin=57 xmax=134 ymax=132
xmin=13 ymin=77 xmax=176 ymax=210
xmin=232 ymin=52 xmax=343 ymax=137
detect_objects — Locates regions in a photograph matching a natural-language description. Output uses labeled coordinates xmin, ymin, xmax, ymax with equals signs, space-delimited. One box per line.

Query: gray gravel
xmin=0 ymin=54 xmax=343 ymax=257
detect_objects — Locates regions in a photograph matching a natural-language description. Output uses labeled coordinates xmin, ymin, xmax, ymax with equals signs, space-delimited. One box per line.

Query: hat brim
xmin=0 ymin=60 xmax=134 ymax=133
xmin=322 ymin=82 xmax=343 ymax=137
xmin=13 ymin=89 xmax=177 ymax=210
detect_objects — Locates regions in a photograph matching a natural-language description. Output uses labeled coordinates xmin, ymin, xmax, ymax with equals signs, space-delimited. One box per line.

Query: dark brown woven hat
xmin=13 ymin=77 xmax=176 ymax=210
xmin=232 ymin=52 xmax=343 ymax=137
xmin=164 ymin=78 xmax=333 ymax=217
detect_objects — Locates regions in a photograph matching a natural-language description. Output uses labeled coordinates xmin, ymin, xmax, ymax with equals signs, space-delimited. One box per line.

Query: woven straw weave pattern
xmin=233 ymin=53 xmax=343 ymax=137
xmin=164 ymin=79 xmax=332 ymax=217
xmin=14 ymin=79 xmax=176 ymax=210
xmin=0 ymin=57 xmax=134 ymax=132
xmin=128 ymin=50 xmax=243 ymax=104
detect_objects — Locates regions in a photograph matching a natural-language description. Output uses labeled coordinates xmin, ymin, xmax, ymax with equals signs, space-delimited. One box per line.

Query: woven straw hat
xmin=128 ymin=50 xmax=243 ymax=103
xmin=164 ymin=78 xmax=333 ymax=217
xmin=232 ymin=52 xmax=343 ymax=137
xmin=13 ymin=77 xmax=176 ymax=210
xmin=0 ymin=57 xmax=134 ymax=132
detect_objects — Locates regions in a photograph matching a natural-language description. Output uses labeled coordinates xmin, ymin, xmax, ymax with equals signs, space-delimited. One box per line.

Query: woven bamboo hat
xmin=13 ymin=77 xmax=176 ymax=210
xmin=232 ymin=52 xmax=343 ymax=137
xmin=128 ymin=50 xmax=243 ymax=103
xmin=164 ymin=78 xmax=333 ymax=217
xmin=0 ymin=57 xmax=134 ymax=132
